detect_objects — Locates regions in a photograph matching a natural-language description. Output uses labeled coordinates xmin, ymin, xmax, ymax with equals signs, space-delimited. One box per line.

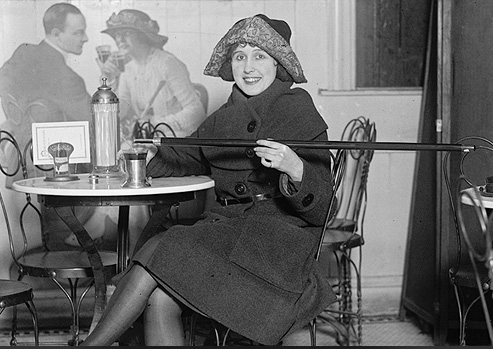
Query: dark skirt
xmin=132 ymin=211 xmax=336 ymax=345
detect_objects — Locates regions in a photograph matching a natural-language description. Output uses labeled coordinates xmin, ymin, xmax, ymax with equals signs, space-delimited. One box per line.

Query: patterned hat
xmin=101 ymin=9 xmax=168 ymax=48
xmin=203 ymin=14 xmax=307 ymax=83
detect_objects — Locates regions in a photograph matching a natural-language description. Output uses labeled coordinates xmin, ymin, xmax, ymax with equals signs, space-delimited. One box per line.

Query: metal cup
xmin=121 ymin=150 xmax=150 ymax=188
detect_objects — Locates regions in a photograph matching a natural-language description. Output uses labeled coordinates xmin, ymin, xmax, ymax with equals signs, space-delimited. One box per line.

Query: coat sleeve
xmin=257 ymin=84 xmax=335 ymax=227
xmin=146 ymin=141 xmax=210 ymax=178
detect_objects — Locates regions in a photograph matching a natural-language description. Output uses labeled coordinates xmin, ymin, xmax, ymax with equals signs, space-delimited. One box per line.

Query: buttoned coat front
xmin=135 ymin=79 xmax=337 ymax=345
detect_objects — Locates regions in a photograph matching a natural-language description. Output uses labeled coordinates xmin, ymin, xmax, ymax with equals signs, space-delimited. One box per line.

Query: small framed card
xmin=32 ymin=121 xmax=91 ymax=165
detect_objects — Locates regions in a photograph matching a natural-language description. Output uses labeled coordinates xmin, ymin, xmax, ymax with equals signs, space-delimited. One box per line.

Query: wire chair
xmin=311 ymin=116 xmax=376 ymax=346
xmin=133 ymin=120 xmax=177 ymax=139
xmin=0 ymin=130 xmax=40 ymax=346
xmin=0 ymin=129 xmax=117 ymax=346
xmin=443 ymin=135 xmax=493 ymax=345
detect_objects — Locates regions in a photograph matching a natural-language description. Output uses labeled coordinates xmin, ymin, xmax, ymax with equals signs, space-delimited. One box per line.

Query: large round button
xmin=302 ymin=194 xmax=314 ymax=207
xmin=247 ymin=121 xmax=257 ymax=133
xmin=245 ymin=148 xmax=255 ymax=158
xmin=234 ymin=182 xmax=247 ymax=195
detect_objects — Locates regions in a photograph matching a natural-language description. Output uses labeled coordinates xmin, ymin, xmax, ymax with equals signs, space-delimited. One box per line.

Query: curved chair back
xmin=315 ymin=116 xmax=377 ymax=259
xmin=0 ymin=130 xmax=38 ymax=261
xmin=442 ymin=135 xmax=493 ymax=345
xmin=456 ymin=178 xmax=493 ymax=345
xmin=0 ymin=130 xmax=40 ymax=345
xmin=443 ymin=136 xmax=493 ymax=279
xmin=0 ymin=95 xmax=53 ymax=187
xmin=311 ymin=116 xmax=376 ymax=346
xmin=332 ymin=116 xmax=376 ymax=232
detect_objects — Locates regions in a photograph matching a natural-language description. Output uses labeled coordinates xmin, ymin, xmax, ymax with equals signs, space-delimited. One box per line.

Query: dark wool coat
xmin=135 ymin=79 xmax=337 ymax=345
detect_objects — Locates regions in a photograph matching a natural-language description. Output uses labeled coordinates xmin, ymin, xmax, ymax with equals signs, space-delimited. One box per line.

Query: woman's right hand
xmin=96 ymin=53 xmax=121 ymax=83
xmin=117 ymin=142 xmax=157 ymax=166
xmin=133 ymin=143 xmax=158 ymax=165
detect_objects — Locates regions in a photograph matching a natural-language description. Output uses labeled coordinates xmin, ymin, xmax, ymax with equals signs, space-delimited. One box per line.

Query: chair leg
xmin=9 ymin=304 xmax=18 ymax=346
xmin=4 ymin=302 xmax=38 ymax=346
xmin=188 ymin=312 xmax=222 ymax=346
xmin=25 ymin=300 xmax=39 ymax=346
xmin=343 ymin=252 xmax=363 ymax=346
xmin=323 ymin=250 xmax=362 ymax=346
xmin=188 ymin=312 xmax=254 ymax=346
xmin=188 ymin=312 xmax=197 ymax=346
xmin=309 ymin=319 xmax=316 ymax=346
xmin=51 ymin=277 xmax=94 ymax=346
xmin=452 ymin=283 xmax=490 ymax=346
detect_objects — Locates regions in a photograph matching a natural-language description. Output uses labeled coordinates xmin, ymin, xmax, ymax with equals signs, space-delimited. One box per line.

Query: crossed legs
xmin=80 ymin=264 xmax=185 ymax=346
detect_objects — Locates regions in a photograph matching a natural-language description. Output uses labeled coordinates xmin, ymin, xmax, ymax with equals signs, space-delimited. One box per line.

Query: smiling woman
xmin=80 ymin=13 xmax=337 ymax=347
xmin=230 ymin=44 xmax=278 ymax=97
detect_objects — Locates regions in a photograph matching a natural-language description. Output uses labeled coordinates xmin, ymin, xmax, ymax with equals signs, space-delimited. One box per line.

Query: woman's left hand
xmin=254 ymin=139 xmax=303 ymax=181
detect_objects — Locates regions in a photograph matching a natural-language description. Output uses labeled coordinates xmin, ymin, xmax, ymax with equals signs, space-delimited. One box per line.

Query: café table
xmin=460 ymin=186 xmax=493 ymax=209
xmin=12 ymin=173 xmax=215 ymax=330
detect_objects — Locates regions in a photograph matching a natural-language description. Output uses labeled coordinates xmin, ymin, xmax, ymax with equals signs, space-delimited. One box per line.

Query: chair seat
xmin=449 ymin=263 xmax=492 ymax=289
xmin=0 ymin=280 xmax=34 ymax=308
xmin=322 ymin=229 xmax=364 ymax=251
xmin=19 ymin=250 xmax=118 ymax=279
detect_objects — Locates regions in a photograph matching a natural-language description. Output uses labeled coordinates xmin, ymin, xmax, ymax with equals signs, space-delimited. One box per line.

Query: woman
xmin=82 ymin=14 xmax=337 ymax=346
xmin=98 ymin=9 xmax=207 ymax=143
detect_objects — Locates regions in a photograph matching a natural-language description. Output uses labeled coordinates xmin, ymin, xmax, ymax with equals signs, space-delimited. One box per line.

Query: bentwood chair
xmin=0 ymin=129 xmax=117 ymax=346
xmin=0 ymin=278 xmax=39 ymax=346
xmin=311 ymin=116 xmax=377 ymax=346
xmin=0 ymin=192 xmax=39 ymax=347
xmin=442 ymin=136 xmax=493 ymax=345
xmin=455 ymin=178 xmax=493 ymax=346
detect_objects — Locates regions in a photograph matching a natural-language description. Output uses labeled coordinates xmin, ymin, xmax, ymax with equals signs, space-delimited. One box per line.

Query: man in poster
xmin=0 ymin=2 xmax=92 ymax=182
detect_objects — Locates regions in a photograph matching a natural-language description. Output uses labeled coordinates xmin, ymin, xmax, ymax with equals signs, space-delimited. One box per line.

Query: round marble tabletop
xmin=12 ymin=173 xmax=215 ymax=196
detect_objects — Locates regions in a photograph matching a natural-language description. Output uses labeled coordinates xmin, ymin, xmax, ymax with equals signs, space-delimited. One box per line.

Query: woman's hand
xmin=138 ymin=144 xmax=158 ymax=165
xmin=116 ymin=142 xmax=158 ymax=165
xmin=254 ymin=139 xmax=304 ymax=181
xmin=96 ymin=53 xmax=121 ymax=84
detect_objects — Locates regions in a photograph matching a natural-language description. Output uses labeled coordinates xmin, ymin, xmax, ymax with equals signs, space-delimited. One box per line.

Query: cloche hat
xmin=101 ymin=9 xmax=168 ymax=48
xmin=203 ymin=14 xmax=307 ymax=83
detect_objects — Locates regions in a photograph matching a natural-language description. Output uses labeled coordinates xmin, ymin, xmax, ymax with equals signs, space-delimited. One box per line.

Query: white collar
xmin=44 ymin=38 xmax=68 ymax=62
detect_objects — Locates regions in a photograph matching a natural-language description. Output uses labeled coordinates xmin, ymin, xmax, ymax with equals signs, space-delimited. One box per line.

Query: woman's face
xmin=114 ymin=29 xmax=147 ymax=57
xmin=231 ymin=44 xmax=277 ymax=96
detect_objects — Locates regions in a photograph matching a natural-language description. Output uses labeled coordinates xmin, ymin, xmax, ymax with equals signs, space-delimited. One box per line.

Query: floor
xmin=0 ymin=316 xmax=429 ymax=346
xmin=1 ymin=286 xmax=491 ymax=346
xmin=0 ymin=311 xmax=454 ymax=346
